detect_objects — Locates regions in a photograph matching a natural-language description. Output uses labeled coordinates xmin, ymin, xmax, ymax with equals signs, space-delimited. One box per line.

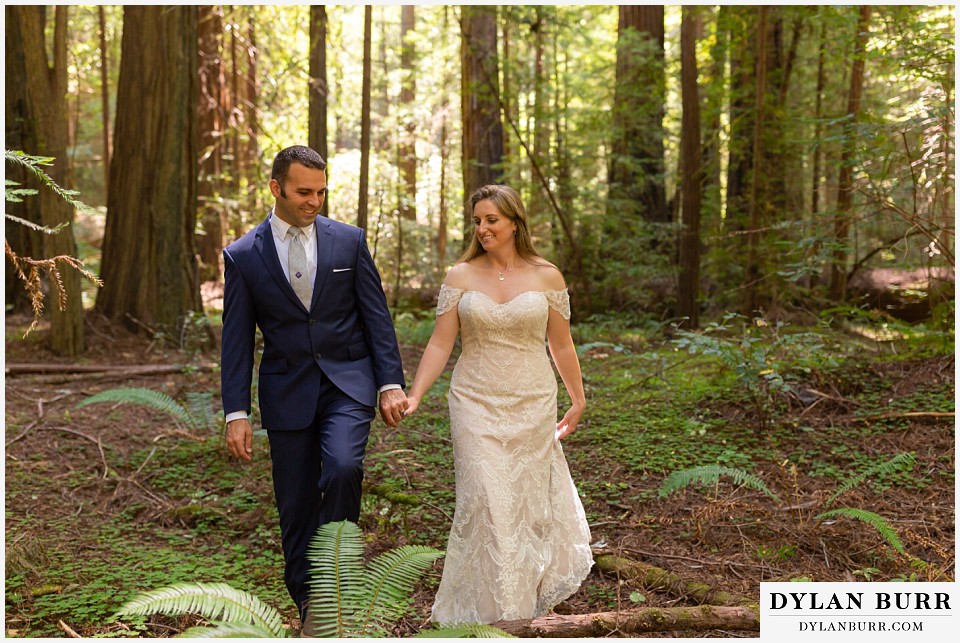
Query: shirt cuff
xmin=225 ymin=411 xmax=248 ymax=424
xmin=378 ymin=384 xmax=402 ymax=393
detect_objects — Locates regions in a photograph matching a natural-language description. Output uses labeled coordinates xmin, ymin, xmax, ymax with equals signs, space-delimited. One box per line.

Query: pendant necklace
xmin=493 ymin=262 xmax=512 ymax=281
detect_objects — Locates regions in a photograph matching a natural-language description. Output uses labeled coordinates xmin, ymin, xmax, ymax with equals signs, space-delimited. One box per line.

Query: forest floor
xmin=3 ymin=305 xmax=955 ymax=638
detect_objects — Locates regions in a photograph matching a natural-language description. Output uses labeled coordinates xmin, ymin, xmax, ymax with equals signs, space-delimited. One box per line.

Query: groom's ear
xmin=269 ymin=178 xmax=282 ymax=199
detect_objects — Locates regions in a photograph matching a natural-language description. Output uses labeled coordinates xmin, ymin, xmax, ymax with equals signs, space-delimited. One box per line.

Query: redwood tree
xmin=308 ymin=5 xmax=329 ymax=217
xmin=678 ymin=7 xmax=704 ymax=328
xmin=96 ymin=5 xmax=202 ymax=333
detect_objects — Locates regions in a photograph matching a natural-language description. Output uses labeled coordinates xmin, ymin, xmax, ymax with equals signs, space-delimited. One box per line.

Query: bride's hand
xmin=403 ymin=395 xmax=420 ymax=418
xmin=555 ymin=406 xmax=583 ymax=440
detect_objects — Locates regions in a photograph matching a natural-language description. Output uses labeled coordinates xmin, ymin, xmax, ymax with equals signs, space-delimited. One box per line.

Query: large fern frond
xmin=305 ymin=520 xmax=369 ymax=637
xmin=659 ymin=465 xmax=781 ymax=502
xmin=179 ymin=622 xmax=286 ymax=638
xmin=361 ymin=545 xmax=444 ymax=631
xmin=76 ymin=387 xmax=198 ymax=431
xmin=415 ymin=624 xmax=515 ymax=638
xmin=815 ymin=508 xmax=906 ymax=554
xmin=112 ymin=582 xmax=285 ymax=636
xmin=824 ymin=453 xmax=916 ymax=508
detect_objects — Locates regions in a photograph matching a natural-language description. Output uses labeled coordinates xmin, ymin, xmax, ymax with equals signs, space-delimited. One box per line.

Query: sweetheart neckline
xmin=453 ymin=288 xmax=565 ymax=307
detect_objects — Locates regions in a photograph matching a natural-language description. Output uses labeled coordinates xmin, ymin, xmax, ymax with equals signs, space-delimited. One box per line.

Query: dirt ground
xmin=4 ymin=311 xmax=955 ymax=638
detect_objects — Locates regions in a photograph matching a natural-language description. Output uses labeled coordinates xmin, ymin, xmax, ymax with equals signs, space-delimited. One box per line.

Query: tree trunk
xmin=436 ymin=5 xmax=451 ymax=266
xmin=98 ymin=6 xmax=112 ymax=197
xmin=828 ymin=6 xmax=872 ymax=301
xmin=398 ymin=5 xmax=417 ymax=221
xmin=607 ymin=6 xmax=668 ymax=225
xmin=244 ymin=9 xmax=259 ymax=178
xmin=742 ymin=6 xmax=769 ymax=315
xmin=96 ymin=5 xmax=201 ymax=334
xmin=529 ymin=7 xmax=550 ymax=230
xmin=196 ymin=5 xmax=225 ymax=283
xmin=13 ymin=5 xmax=85 ymax=355
xmin=495 ymin=605 xmax=760 ymax=637
xmin=4 ymin=5 xmax=42 ymax=314
xmin=460 ymin=4 xmax=504 ymax=240
xmin=702 ymin=7 xmax=726 ymax=234
xmin=308 ymin=5 xmax=329 ymax=217
xmin=678 ymin=7 xmax=703 ymax=328
xmin=358 ymin=5 xmax=373 ymax=230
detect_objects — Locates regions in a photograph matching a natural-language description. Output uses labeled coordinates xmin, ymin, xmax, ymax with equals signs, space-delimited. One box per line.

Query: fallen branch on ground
xmin=855 ymin=411 xmax=954 ymax=421
xmin=594 ymin=553 xmax=756 ymax=607
xmin=6 ymin=363 xmax=218 ymax=376
xmin=495 ymin=604 xmax=760 ymax=636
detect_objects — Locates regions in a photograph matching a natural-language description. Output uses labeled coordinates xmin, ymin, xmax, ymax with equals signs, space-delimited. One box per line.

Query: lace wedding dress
xmin=430 ymin=286 xmax=593 ymax=625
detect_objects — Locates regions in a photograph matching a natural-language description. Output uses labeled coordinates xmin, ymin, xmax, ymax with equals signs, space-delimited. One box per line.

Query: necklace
xmin=490 ymin=260 xmax=512 ymax=281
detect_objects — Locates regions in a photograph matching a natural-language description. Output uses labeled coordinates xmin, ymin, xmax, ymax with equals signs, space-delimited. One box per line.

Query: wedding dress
xmin=430 ymin=286 xmax=593 ymax=625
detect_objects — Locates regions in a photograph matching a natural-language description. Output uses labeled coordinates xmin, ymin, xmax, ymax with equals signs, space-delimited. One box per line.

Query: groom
xmin=220 ymin=145 xmax=407 ymax=623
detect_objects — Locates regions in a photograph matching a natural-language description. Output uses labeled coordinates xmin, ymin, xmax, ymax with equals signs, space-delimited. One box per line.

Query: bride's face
xmin=473 ymin=199 xmax=517 ymax=252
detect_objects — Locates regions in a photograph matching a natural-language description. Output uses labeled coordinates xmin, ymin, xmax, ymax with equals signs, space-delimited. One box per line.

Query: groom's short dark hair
xmin=272 ymin=146 xmax=327 ymax=188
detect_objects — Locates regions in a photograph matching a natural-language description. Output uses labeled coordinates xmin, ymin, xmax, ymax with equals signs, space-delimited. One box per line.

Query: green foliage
xmin=659 ymin=465 xmax=781 ymax=502
xmin=824 ymin=452 xmax=916 ymax=508
xmin=5 ymin=150 xmax=99 ymax=217
xmin=75 ymin=387 xmax=219 ymax=432
xmin=112 ymin=582 xmax=287 ymax=637
xmin=814 ymin=508 xmax=905 ymax=554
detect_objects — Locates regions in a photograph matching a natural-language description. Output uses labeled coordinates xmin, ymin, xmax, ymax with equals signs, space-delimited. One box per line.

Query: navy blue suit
xmin=220 ymin=214 xmax=404 ymax=611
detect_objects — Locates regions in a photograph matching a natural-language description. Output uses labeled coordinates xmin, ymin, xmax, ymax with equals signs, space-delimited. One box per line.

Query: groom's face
xmin=270 ymin=163 xmax=327 ymax=228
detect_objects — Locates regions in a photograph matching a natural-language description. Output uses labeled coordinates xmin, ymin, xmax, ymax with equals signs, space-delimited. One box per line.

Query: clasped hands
xmin=226 ymin=389 xmax=411 ymax=462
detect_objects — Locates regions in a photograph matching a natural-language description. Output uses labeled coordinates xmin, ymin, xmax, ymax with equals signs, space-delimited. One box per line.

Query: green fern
xmin=180 ymin=623 xmax=286 ymax=638
xmin=825 ymin=453 xmax=916 ymax=508
xmin=815 ymin=508 xmax=906 ymax=554
xmin=112 ymin=582 xmax=287 ymax=636
xmin=415 ymin=624 xmax=517 ymax=638
xmin=305 ymin=520 xmax=445 ymax=637
xmin=659 ymin=465 xmax=781 ymax=502
xmin=76 ymin=387 xmax=208 ymax=432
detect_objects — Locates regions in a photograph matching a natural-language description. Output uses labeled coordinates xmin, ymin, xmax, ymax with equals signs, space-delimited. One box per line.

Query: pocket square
xmin=332 ymin=268 xmax=353 ymax=273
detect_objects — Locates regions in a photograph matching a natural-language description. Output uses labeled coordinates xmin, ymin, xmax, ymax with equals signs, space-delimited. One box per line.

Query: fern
xmin=659 ymin=465 xmax=781 ymax=502
xmin=824 ymin=453 xmax=916 ymax=508
xmin=76 ymin=387 xmax=202 ymax=432
xmin=815 ymin=508 xmax=906 ymax=554
xmin=112 ymin=582 xmax=286 ymax=636
xmin=180 ymin=622 xmax=287 ymax=638
xmin=361 ymin=545 xmax=445 ymax=631
xmin=415 ymin=624 xmax=517 ymax=638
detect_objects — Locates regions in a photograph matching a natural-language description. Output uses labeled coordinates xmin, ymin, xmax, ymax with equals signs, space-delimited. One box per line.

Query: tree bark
xmin=96 ymin=5 xmax=201 ymax=334
xmin=460 ymin=5 xmax=504 ymax=240
xmin=13 ymin=5 xmax=85 ymax=355
xmin=398 ymin=5 xmax=417 ymax=221
xmin=828 ymin=6 xmax=872 ymax=301
xmin=308 ymin=5 xmax=329 ymax=218
xmin=98 ymin=6 xmax=112 ymax=197
xmin=358 ymin=5 xmax=373 ymax=230
xmin=196 ymin=5 xmax=226 ymax=283
xmin=594 ymin=553 xmax=756 ymax=608
xmin=678 ymin=7 xmax=703 ymax=328
xmin=743 ymin=6 xmax=769 ymax=315
xmin=495 ymin=605 xmax=760 ymax=637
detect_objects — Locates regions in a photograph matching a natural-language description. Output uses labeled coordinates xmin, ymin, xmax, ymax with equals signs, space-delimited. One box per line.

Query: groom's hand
xmin=379 ymin=389 xmax=408 ymax=427
xmin=226 ymin=418 xmax=254 ymax=461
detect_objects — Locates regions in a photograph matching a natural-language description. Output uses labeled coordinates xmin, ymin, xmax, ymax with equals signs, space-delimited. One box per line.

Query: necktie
xmin=287 ymin=227 xmax=312 ymax=309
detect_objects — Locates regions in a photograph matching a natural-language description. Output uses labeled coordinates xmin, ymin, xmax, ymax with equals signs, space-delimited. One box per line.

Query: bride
xmin=403 ymin=184 xmax=593 ymax=625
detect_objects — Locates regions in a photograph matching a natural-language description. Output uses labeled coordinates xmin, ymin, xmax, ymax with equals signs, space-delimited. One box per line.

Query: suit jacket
xmin=220 ymin=214 xmax=405 ymax=430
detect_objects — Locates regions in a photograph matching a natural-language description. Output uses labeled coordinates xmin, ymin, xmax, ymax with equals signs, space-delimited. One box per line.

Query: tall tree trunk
xmin=460 ymin=4 xmax=504 ymax=239
xmin=5 ymin=6 xmax=42 ymax=314
xmin=309 ymin=5 xmax=329 ymax=217
xmin=358 ymin=5 xmax=373 ymax=230
xmin=96 ymin=5 xmax=201 ymax=333
xmin=98 ymin=6 xmax=112 ymax=197
xmin=529 ymin=7 xmax=550 ymax=230
xmin=607 ymin=6 xmax=667 ymax=225
xmin=743 ymin=6 xmax=769 ymax=315
xmin=244 ymin=9 xmax=259 ymax=177
xmin=828 ymin=6 xmax=872 ymax=301
xmin=809 ymin=12 xmax=827 ymax=288
xmin=702 ymin=7 xmax=726 ymax=233
xmin=197 ymin=5 xmax=225 ymax=283
xmin=678 ymin=7 xmax=703 ymax=328
xmin=398 ymin=5 xmax=417 ymax=221
xmin=13 ymin=5 xmax=85 ymax=355
xmin=436 ymin=5 xmax=451 ymax=266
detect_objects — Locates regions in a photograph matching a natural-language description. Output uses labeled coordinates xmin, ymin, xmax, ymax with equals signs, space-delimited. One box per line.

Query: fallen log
xmin=495 ymin=605 xmax=760 ymax=637
xmin=5 ymin=363 xmax=218 ymax=376
xmin=594 ymin=553 xmax=756 ymax=607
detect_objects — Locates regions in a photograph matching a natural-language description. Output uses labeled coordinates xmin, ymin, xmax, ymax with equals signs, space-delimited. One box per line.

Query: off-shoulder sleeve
xmin=544 ymin=289 xmax=571 ymax=320
xmin=436 ymin=284 xmax=465 ymax=317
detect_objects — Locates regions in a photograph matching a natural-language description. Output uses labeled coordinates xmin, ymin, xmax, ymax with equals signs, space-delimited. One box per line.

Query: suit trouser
xmin=266 ymin=374 xmax=375 ymax=615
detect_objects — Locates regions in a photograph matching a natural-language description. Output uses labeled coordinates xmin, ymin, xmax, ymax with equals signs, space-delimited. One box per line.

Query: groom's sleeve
xmin=221 ymin=248 xmax=257 ymax=417
xmin=353 ymin=232 xmax=406 ymax=390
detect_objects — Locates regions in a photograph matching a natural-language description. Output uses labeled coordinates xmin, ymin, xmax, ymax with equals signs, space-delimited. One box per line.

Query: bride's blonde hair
xmin=459 ymin=184 xmax=543 ymax=264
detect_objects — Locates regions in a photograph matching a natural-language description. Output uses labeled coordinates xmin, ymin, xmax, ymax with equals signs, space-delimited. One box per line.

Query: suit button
xmin=309 ymin=319 xmax=317 ymax=325
xmin=315 ymin=352 xmax=321 ymax=360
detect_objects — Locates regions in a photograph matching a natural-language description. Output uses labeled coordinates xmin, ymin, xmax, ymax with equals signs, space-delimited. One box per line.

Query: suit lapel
xmin=254 ymin=215 xmax=308 ymax=311
xmin=312 ymin=217 xmax=335 ymax=310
